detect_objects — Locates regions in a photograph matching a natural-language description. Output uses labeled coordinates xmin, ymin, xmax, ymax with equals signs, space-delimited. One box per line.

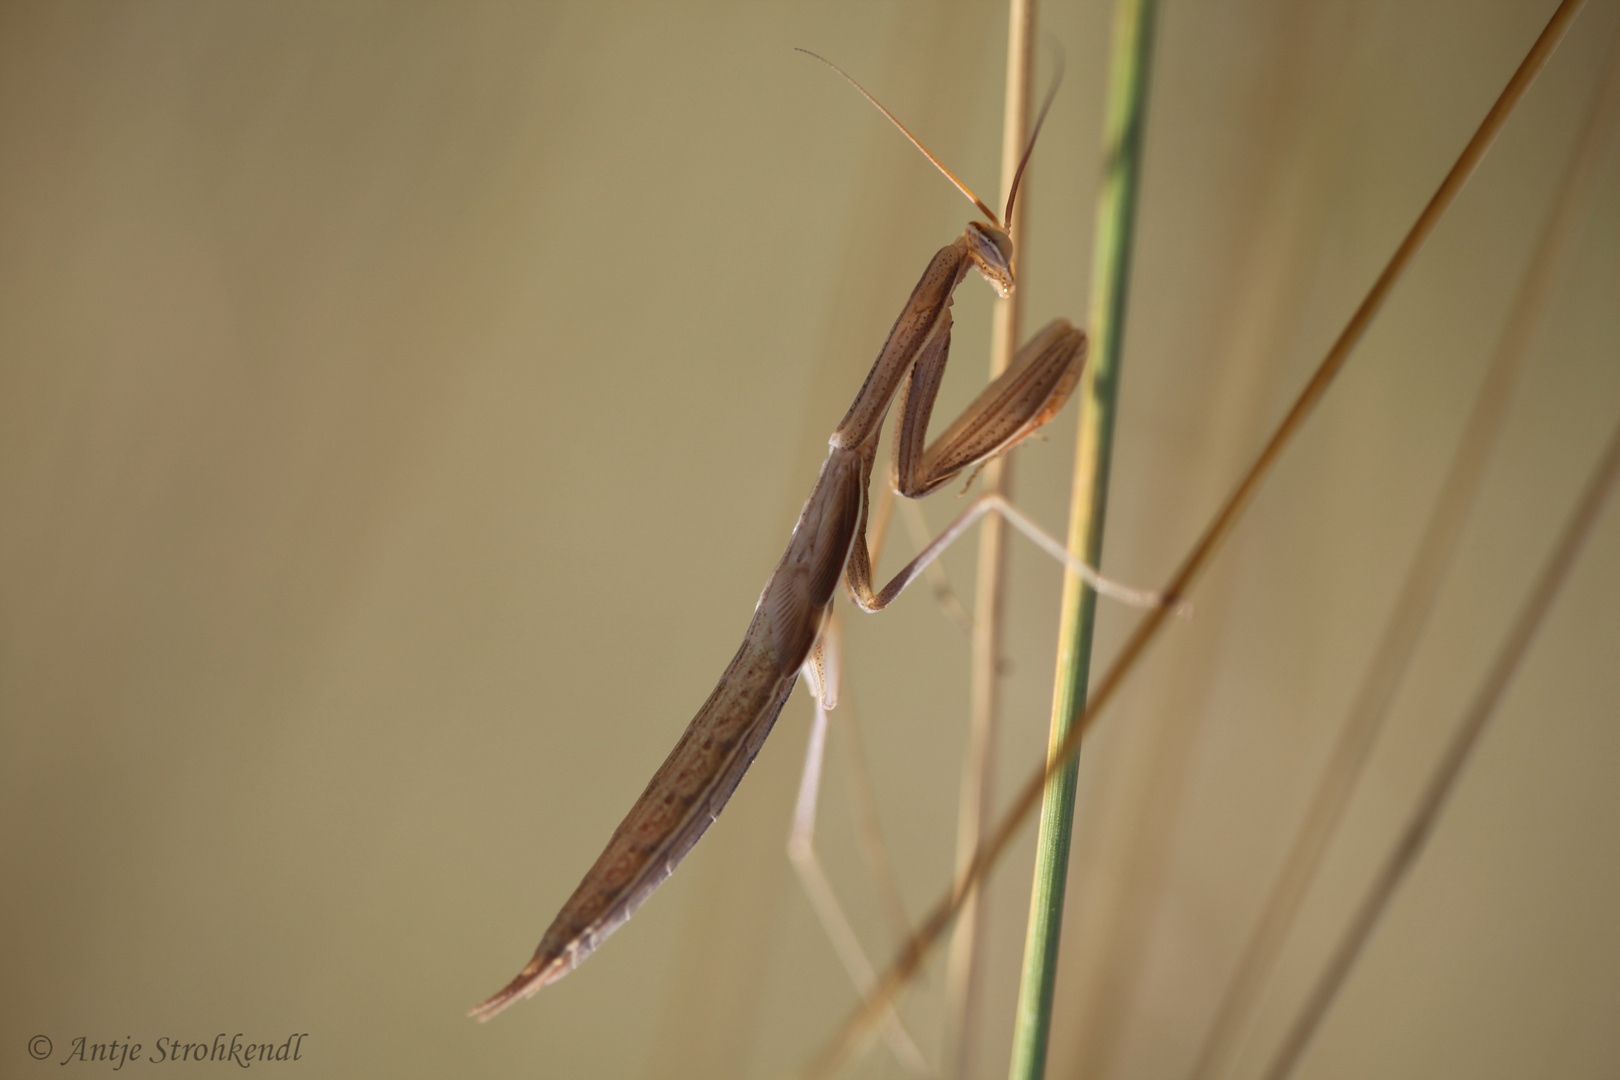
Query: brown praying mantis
xmin=471 ymin=51 xmax=1161 ymax=1023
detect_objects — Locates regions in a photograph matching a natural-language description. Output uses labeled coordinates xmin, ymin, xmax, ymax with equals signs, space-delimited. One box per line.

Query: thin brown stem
xmin=942 ymin=2 xmax=1036 ymax=1076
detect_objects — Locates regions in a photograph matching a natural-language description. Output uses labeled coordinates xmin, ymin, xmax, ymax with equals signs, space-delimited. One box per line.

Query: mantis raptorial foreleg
xmin=471 ymin=53 xmax=1165 ymax=1026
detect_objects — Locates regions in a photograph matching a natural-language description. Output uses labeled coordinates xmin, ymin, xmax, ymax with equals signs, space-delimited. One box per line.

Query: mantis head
xmin=965 ymin=221 xmax=1015 ymax=298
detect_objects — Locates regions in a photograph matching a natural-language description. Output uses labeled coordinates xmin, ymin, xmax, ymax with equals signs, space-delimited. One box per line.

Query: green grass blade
xmin=1006 ymin=1 xmax=1159 ymax=1077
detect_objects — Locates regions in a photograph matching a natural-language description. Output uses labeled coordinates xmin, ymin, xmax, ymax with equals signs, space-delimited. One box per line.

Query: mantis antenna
xmin=794 ymin=47 xmax=1002 ymax=229
xmin=1004 ymin=49 xmax=1063 ymax=230
xmin=794 ymin=47 xmax=1064 ymax=234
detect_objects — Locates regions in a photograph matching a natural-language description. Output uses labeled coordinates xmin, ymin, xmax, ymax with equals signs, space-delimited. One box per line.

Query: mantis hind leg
xmin=790 ymin=613 xmax=930 ymax=1077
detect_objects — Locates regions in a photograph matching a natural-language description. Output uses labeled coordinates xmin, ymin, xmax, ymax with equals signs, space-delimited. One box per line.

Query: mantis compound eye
xmin=965 ymin=221 xmax=1015 ymax=298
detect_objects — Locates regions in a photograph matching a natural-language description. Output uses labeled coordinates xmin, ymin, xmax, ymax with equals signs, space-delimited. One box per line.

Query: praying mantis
xmin=470 ymin=53 xmax=1155 ymax=1023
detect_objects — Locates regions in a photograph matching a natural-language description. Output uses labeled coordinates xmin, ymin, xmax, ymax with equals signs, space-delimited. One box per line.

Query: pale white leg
xmin=830 ymin=694 xmax=913 ymax=949
xmin=790 ymin=618 xmax=931 ymax=1078
xmin=871 ymin=492 xmax=1180 ymax=613
xmin=898 ymin=497 xmax=974 ymax=634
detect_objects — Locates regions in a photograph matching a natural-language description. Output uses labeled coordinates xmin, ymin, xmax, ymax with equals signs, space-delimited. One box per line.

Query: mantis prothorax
xmin=471 ymin=51 xmax=1159 ymax=1023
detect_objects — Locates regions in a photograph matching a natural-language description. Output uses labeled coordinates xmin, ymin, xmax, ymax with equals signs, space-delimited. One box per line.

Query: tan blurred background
xmin=3 ymin=1 xmax=1618 ymax=1078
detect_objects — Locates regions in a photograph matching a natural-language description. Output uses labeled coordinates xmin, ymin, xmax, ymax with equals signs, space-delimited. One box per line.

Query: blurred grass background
xmin=2 ymin=2 xmax=1617 ymax=1078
